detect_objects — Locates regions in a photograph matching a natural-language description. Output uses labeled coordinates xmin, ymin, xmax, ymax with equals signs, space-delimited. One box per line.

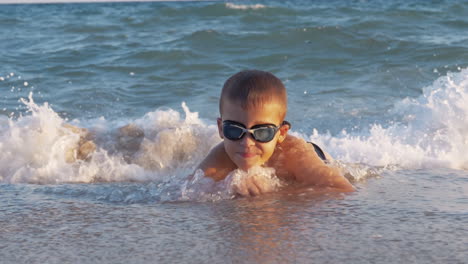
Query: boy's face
xmin=218 ymin=99 xmax=288 ymax=171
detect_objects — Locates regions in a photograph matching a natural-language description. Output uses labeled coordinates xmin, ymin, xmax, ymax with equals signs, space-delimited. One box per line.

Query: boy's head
xmin=219 ymin=70 xmax=287 ymax=119
xmin=217 ymin=70 xmax=289 ymax=171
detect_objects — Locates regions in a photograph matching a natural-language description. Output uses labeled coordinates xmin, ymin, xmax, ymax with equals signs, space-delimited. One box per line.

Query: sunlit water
xmin=1 ymin=1 xmax=467 ymax=263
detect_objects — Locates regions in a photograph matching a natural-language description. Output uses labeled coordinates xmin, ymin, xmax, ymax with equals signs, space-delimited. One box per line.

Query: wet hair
xmin=219 ymin=70 xmax=287 ymax=119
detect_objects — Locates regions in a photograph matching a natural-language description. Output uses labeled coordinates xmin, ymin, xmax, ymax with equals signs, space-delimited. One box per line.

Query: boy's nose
xmin=240 ymin=133 xmax=256 ymax=146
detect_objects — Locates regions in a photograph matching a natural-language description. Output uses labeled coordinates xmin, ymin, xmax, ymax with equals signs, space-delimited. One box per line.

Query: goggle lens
xmin=223 ymin=125 xmax=245 ymax=140
xmin=252 ymin=127 xmax=276 ymax=142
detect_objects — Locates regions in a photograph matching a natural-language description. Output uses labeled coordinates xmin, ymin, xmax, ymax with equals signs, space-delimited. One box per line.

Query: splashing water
xmin=180 ymin=166 xmax=282 ymax=201
xmin=0 ymin=93 xmax=220 ymax=185
xmin=309 ymin=68 xmax=468 ymax=173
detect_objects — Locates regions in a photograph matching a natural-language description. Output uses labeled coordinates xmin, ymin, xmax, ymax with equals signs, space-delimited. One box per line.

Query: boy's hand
xmin=229 ymin=167 xmax=282 ymax=197
xmin=232 ymin=175 xmax=269 ymax=196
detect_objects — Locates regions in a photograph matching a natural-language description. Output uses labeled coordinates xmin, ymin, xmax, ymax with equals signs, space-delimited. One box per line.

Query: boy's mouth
xmin=238 ymin=152 xmax=257 ymax=158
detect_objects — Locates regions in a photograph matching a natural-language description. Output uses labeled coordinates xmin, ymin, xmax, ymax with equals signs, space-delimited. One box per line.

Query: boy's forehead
xmin=221 ymin=99 xmax=286 ymax=121
xmin=222 ymin=98 xmax=285 ymax=111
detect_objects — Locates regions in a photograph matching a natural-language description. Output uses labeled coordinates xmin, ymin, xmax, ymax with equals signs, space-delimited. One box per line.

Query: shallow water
xmin=1 ymin=168 xmax=466 ymax=263
xmin=1 ymin=0 xmax=468 ymax=263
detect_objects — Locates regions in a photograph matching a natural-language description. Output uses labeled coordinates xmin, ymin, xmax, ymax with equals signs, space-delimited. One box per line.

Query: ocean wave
xmin=309 ymin=68 xmax=468 ymax=171
xmin=1 ymin=69 xmax=468 ymax=201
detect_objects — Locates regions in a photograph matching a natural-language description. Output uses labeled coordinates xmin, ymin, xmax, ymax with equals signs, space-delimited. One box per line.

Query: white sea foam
xmin=179 ymin=166 xmax=282 ymax=201
xmin=309 ymin=68 xmax=468 ymax=173
xmin=225 ymin=3 xmax=266 ymax=10
xmin=0 ymin=93 xmax=220 ymax=184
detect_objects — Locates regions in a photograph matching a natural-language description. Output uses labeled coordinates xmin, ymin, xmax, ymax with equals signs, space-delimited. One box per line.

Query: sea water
xmin=0 ymin=1 xmax=467 ymax=263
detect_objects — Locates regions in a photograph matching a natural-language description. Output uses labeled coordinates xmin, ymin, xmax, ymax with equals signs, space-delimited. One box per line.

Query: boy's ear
xmin=277 ymin=123 xmax=289 ymax=143
xmin=217 ymin=118 xmax=224 ymax=139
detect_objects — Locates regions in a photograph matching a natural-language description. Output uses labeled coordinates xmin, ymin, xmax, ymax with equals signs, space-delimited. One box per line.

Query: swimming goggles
xmin=222 ymin=120 xmax=290 ymax=143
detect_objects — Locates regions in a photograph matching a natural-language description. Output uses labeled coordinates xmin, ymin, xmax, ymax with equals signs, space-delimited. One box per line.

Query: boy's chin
xmin=234 ymin=161 xmax=263 ymax=171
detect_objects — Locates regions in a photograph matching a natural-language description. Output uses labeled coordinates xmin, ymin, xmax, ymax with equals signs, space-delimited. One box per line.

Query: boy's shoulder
xmin=273 ymin=135 xmax=317 ymax=157
xmin=275 ymin=135 xmax=329 ymax=161
xmin=268 ymin=135 xmax=331 ymax=179
xmin=271 ymin=135 xmax=354 ymax=191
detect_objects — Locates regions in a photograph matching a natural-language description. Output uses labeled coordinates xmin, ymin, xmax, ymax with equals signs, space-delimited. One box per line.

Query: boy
xmin=197 ymin=70 xmax=354 ymax=196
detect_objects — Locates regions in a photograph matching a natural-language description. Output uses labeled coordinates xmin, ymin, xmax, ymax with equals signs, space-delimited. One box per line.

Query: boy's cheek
xmin=222 ymin=141 xmax=235 ymax=159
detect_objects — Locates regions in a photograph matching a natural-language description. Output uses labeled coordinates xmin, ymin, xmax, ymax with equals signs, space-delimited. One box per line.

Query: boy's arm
xmin=197 ymin=143 xmax=237 ymax=182
xmin=280 ymin=136 xmax=355 ymax=192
